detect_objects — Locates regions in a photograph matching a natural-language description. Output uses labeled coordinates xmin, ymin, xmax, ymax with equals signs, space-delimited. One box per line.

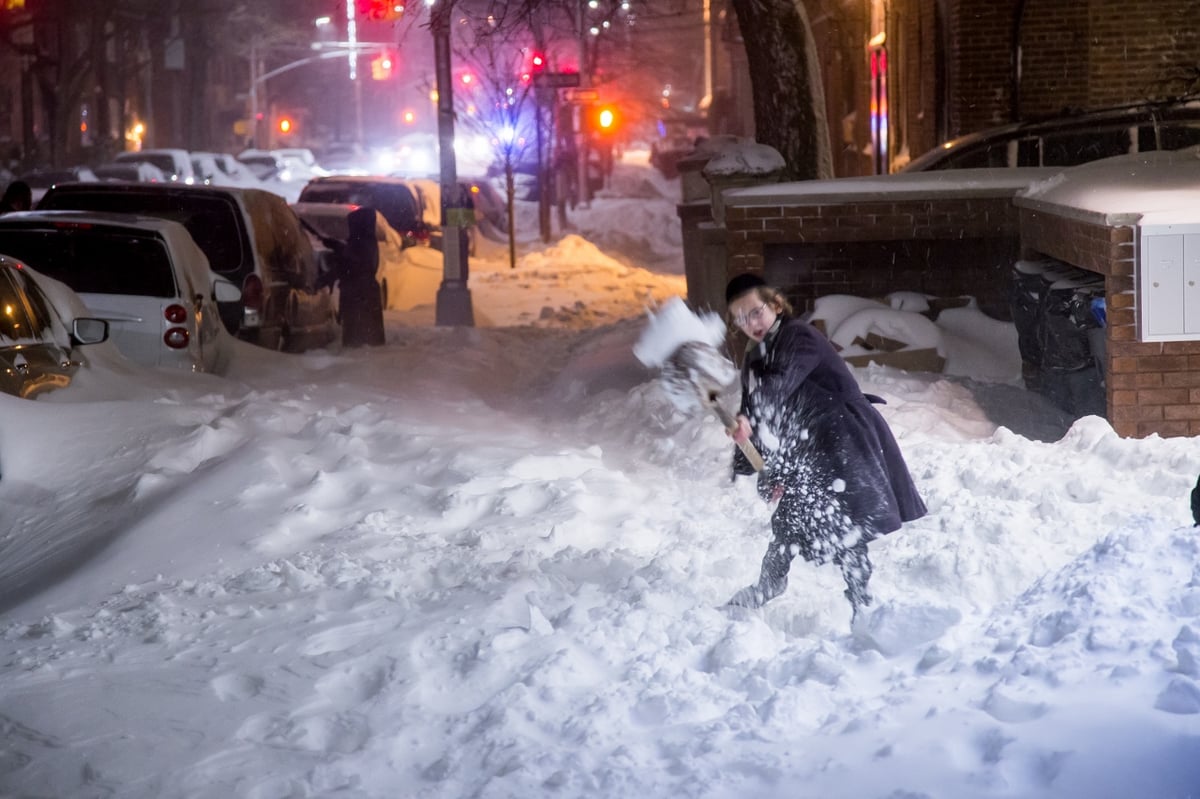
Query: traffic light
xmin=520 ymin=50 xmax=546 ymax=84
xmin=370 ymin=51 xmax=395 ymax=80
xmin=356 ymin=0 xmax=404 ymax=21
xmin=594 ymin=105 xmax=618 ymax=133
xmin=277 ymin=116 xmax=293 ymax=135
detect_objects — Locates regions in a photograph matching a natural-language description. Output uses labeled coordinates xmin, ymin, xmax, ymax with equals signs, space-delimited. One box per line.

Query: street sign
xmin=532 ymin=71 xmax=581 ymax=89
xmin=563 ymin=88 xmax=599 ymax=104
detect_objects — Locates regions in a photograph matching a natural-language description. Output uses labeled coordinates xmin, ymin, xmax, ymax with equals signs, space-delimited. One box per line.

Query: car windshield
xmin=0 ymin=227 xmax=177 ymax=297
xmin=38 ymin=189 xmax=247 ymax=277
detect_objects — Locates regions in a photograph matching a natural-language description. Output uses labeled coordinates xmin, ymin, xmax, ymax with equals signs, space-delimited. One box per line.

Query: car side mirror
xmin=211 ymin=277 xmax=242 ymax=303
xmin=72 ymin=318 xmax=109 ymax=345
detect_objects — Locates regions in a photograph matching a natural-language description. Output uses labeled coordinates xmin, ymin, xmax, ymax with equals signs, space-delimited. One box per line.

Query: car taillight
xmin=164 ymin=304 xmax=187 ymax=324
xmin=164 ymin=327 xmax=189 ymax=349
xmin=241 ymin=274 xmax=264 ymax=311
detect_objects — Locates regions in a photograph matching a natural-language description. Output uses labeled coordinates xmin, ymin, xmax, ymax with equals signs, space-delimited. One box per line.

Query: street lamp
xmin=430 ymin=0 xmax=473 ymax=327
xmin=247 ymin=44 xmax=391 ymax=150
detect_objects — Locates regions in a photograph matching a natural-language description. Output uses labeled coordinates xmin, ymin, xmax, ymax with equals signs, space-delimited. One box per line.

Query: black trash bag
xmin=1037 ymin=275 xmax=1106 ymax=417
xmin=1009 ymin=259 xmax=1054 ymax=373
xmin=335 ymin=205 xmax=385 ymax=348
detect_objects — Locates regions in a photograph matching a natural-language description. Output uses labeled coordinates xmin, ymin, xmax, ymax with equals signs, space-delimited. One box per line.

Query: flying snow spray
xmin=634 ymin=297 xmax=763 ymax=471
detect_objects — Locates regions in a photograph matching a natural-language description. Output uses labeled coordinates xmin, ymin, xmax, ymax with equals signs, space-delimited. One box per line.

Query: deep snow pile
xmin=1 ymin=154 xmax=1199 ymax=799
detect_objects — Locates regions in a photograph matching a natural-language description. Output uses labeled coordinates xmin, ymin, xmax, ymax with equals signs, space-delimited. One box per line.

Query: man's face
xmin=729 ymin=291 xmax=777 ymax=341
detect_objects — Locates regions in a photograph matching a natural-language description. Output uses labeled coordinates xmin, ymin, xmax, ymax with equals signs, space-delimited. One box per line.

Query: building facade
xmin=712 ymin=0 xmax=1200 ymax=178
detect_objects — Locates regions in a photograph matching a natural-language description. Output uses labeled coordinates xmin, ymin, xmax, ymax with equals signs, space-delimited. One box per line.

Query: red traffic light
xmin=356 ymin=0 xmax=404 ymax=20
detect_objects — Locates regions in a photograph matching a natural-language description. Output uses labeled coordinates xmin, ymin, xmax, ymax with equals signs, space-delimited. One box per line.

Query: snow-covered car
xmin=0 ymin=253 xmax=109 ymax=398
xmin=274 ymin=147 xmax=318 ymax=169
xmin=235 ymin=150 xmax=288 ymax=181
xmin=205 ymin=153 xmax=264 ymax=188
xmin=292 ymin=201 xmax=407 ymax=309
xmin=190 ymin=152 xmax=235 ymax=187
xmin=38 ymin=183 xmax=339 ymax=353
xmin=0 ymin=211 xmax=241 ymax=374
xmin=114 ymin=149 xmax=197 ymax=184
xmin=93 ymin=161 xmax=167 ymax=183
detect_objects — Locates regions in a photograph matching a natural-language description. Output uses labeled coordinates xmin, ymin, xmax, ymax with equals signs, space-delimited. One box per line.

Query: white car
xmin=114 ymin=148 xmax=197 ymax=184
xmin=207 ymin=153 xmax=265 ymax=188
xmin=93 ymin=161 xmax=168 ymax=183
xmin=0 ymin=210 xmax=240 ymax=374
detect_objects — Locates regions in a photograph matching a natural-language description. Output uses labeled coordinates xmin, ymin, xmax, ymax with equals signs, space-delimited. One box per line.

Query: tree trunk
xmin=728 ymin=0 xmax=833 ymax=180
xmin=505 ymin=163 xmax=517 ymax=270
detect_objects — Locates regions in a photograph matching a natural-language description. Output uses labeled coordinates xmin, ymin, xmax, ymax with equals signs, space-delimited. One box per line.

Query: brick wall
xmin=1086 ymin=0 xmax=1200 ymax=107
xmin=946 ymin=0 xmax=1019 ymax=134
xmin=717 ymin=193 xmax=1200 ymax=439
xmin=1020 ymin=208 xmax=1200 ymax=438
xmin=725 ymin=194 xmax=1022 ymax=318
xmin=883 ymin=0 xmax=1200 ymax=168
xmin=1017 ymin=1 xmax=1090 ymax=117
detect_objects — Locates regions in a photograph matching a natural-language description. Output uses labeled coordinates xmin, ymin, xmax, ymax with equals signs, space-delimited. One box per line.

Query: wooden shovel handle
xmin=707 ymin=399 xmax=765 ymax=472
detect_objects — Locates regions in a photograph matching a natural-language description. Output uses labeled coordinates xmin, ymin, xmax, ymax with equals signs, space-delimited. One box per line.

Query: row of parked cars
xmin=0 ymin=166 xmax=431 ymax=398
xmin=12 ymin=146 xmax=327 ymax=205
xmin=0 ymin=140 xmax=523 ymax=400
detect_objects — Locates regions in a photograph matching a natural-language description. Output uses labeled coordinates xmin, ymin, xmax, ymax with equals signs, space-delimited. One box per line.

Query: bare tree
xmin=449 ymin=19 xmax=545 ymax=268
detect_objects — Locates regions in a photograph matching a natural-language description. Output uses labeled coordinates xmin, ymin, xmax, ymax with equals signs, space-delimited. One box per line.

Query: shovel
xmin=662 ymin=340 xmax=765 ymax=472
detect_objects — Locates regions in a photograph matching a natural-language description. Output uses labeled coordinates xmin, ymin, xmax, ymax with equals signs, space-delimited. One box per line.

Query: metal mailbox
xmin=1140 ymin=223 xmax=1200 ymax=341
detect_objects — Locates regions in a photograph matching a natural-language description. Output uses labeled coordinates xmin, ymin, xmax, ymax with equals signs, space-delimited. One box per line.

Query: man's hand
xmin=728 ymin=414 xmax=752 ymax=444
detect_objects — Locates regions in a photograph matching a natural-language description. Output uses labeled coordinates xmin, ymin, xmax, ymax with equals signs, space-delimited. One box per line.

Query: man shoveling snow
xmin=637 ymin=281 xmax=926 ymax=625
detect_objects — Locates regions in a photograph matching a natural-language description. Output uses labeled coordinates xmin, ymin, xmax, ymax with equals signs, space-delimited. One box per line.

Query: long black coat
xmin=734 ymin=316 xmax=926 ymax=561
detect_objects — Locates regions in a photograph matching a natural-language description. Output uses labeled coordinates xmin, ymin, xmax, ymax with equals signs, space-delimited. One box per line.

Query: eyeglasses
xmin=733 ymin=303 xmax=769 ymax=327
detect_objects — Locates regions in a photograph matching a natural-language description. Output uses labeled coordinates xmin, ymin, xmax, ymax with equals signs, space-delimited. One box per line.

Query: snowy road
xmin=2 ymin=160 xmax=1199 ymax=798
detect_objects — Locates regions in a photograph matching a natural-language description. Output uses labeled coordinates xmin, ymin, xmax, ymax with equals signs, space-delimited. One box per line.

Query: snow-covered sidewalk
xmin=2 ymin=155 xmax=1199 ymax=799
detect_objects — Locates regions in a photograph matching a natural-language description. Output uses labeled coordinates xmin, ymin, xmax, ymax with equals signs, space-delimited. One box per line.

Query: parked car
xmin=317 ymin=141 xmax=369 ymax=173
xmin=292 ymin=201 xmax=407 ymax=309
xmin=190 ymin=152 xmax=235 ymax=187
xmin=460 ymin=177 xmax=508 ymax=239
xmin=17 ymin=166 xmax=100 ymax=204
xmin=114 ymin=149 xmax=197 ymax=184
xmin=93 ymin=161 xmax=167 ymax=183
xmin=38 ymin=182 xmax=339 ymax=353
xmin=0 ymin=253 xmax=109 ymax=398
xmin=275 ymin=147 xmax=318 ymax=168
xmin=205 ymin=153 xmax=264 ymax=187
xmin=297 ymin=175 xmax=435 ymax=248
xmin=900 ymin=100 xmax=1200 ymax=171
xmin=0 ymin=210 xmax=240 ymax=373
xmin=235 ymin=150 xmax=289 ymax=181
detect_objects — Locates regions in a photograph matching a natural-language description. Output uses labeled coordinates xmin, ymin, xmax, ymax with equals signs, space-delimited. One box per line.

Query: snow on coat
xmin=735 ymin=315 xmax=926 ymax=560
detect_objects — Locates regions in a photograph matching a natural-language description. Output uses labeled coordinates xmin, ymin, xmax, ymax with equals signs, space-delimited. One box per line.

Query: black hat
xmin=725 ymin=272 xmax=767 ymax=304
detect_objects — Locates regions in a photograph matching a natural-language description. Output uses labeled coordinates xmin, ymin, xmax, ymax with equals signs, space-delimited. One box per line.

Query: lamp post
xmin=247 ymin=43 xmax=390 ymax=150
xmin=432 ymin=0 xmax=474 ymax=327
